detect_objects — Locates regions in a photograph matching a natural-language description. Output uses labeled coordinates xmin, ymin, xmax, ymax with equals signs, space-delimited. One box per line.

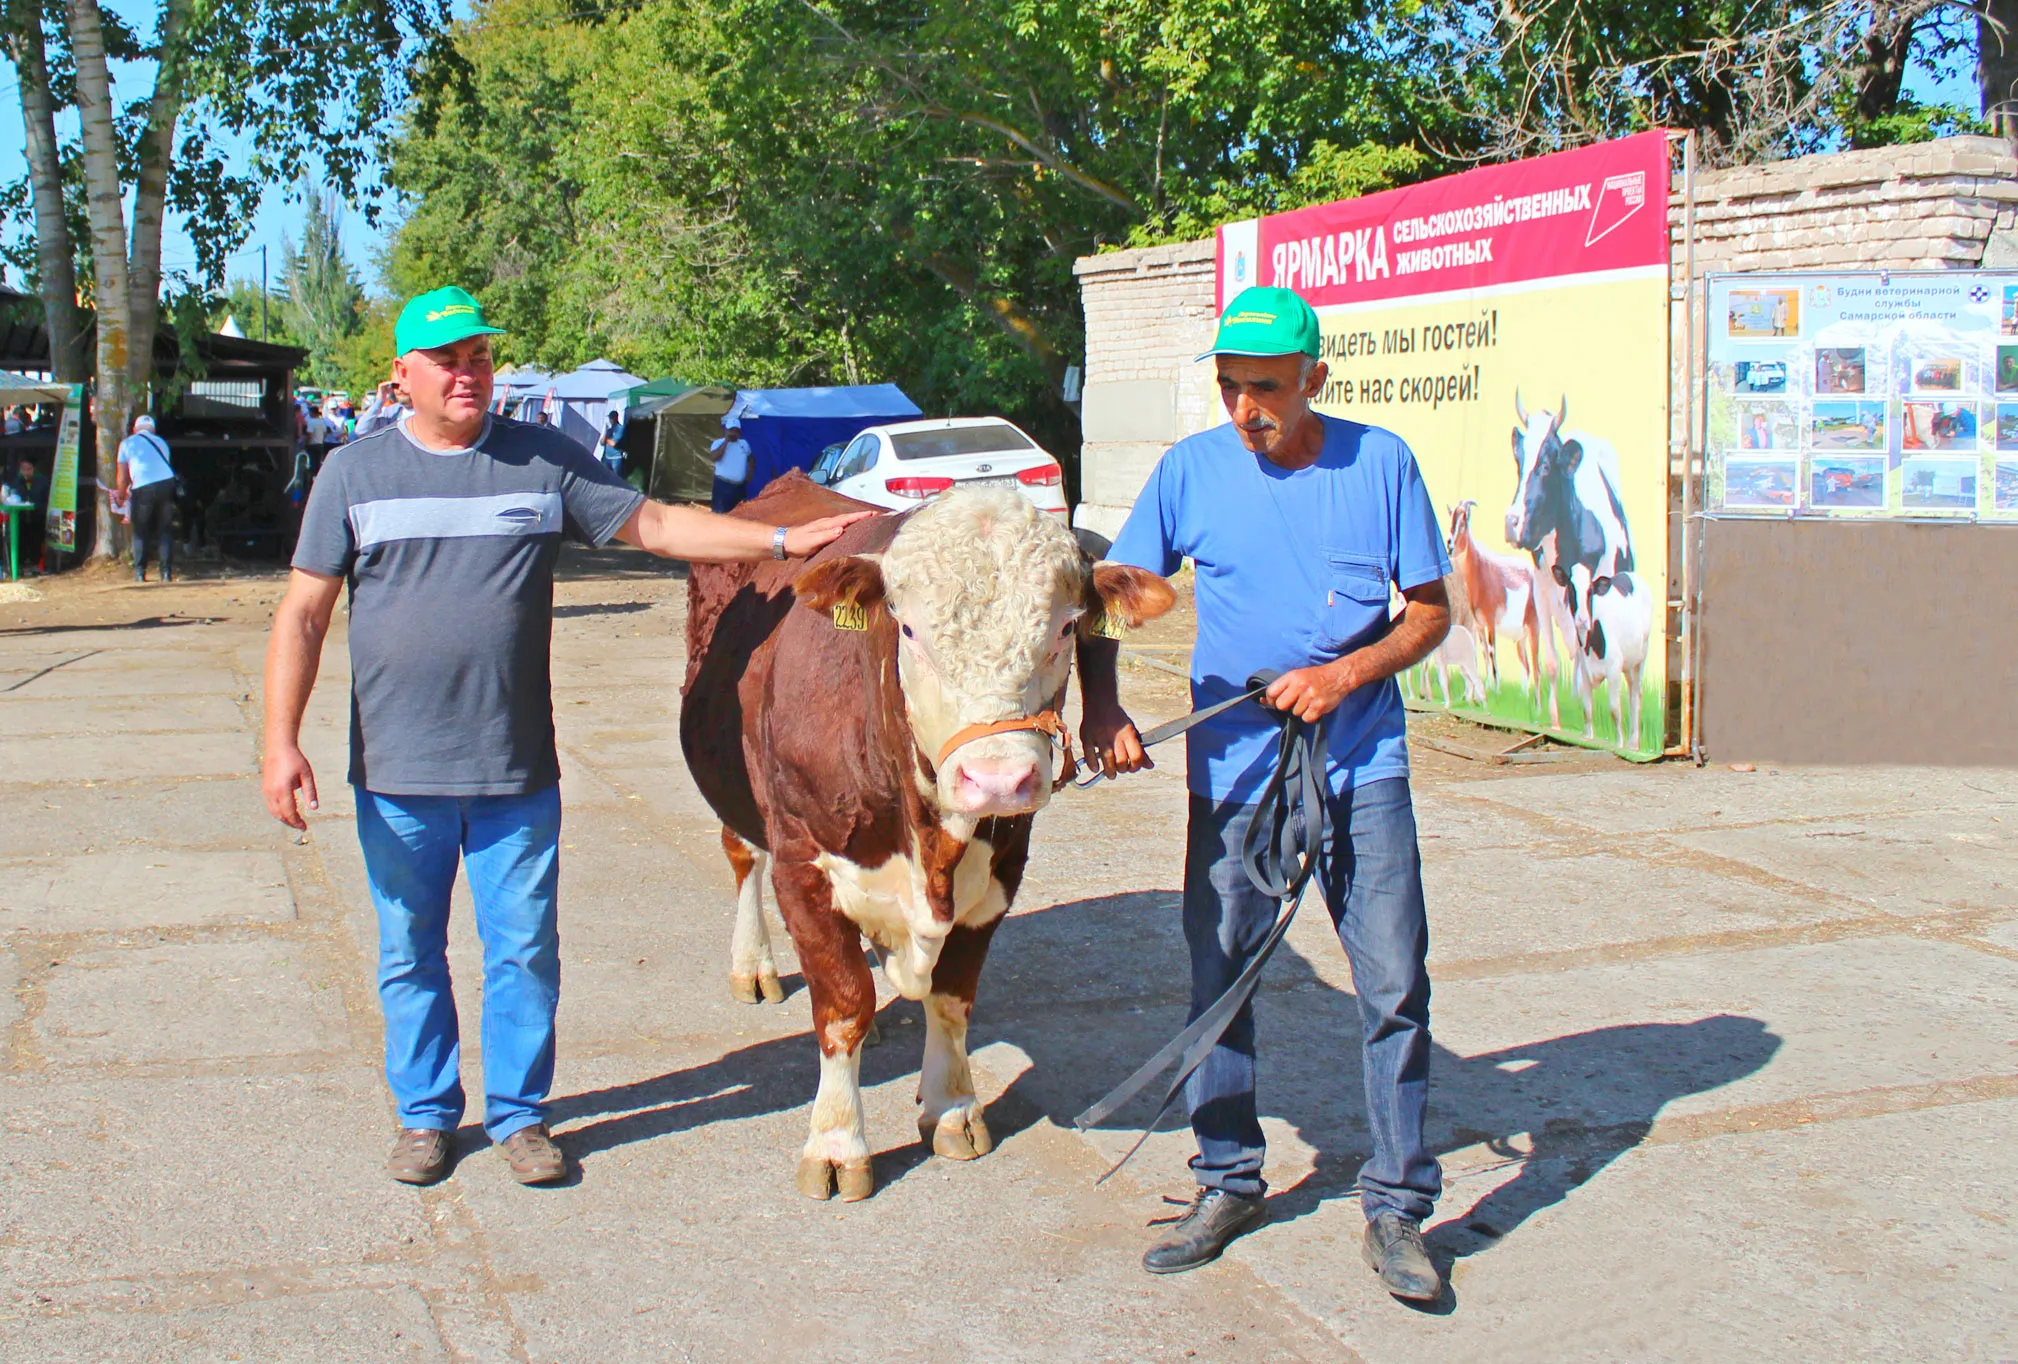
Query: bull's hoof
xmin=796 ymin=1155 xmax=875 ymax=1202
xmin=926 ymin=1109 xmax=994 ymax=1161
xmin=730 ymin=971 xmax=786 ymax=1005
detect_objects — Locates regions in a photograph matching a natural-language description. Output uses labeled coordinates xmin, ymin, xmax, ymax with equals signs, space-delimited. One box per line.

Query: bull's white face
xmin=1506 ymin=403 xmax=1564 ymax=549
xmin=880 ymin=489 xmax=1087 ymax=820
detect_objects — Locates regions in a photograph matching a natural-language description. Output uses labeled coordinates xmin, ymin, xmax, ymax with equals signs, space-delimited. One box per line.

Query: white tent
xmin=0 ymin=372 xmax=72 ymax=405
xmin=494 ymin=359 xmax=644 ymax=452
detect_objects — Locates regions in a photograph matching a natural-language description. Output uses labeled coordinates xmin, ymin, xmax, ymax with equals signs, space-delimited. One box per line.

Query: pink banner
xmin=1218 ymin=131 xmax=1672 ymax=309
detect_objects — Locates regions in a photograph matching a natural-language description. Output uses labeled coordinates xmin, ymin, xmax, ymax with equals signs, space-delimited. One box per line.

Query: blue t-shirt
xmin=1108 ymin=415 xmax=1451 ymax=802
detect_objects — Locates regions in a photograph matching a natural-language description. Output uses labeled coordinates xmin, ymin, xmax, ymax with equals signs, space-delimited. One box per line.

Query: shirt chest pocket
xmin=1315 ymin=549 xmax=1391 ymax=653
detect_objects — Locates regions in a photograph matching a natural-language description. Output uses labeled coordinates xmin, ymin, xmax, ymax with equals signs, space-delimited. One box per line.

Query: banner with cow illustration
xmin=1216 ymin=131 xmax=1673 ymax=758
xmin=1705 ymin=269 xmax=2018 ymax=520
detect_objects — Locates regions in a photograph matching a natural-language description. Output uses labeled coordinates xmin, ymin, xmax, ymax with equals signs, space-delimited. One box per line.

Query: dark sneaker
xmin=1141 ymin=1188 xmax=1268 ymax=1274
xmin=500 ymin=1122 xmax=568 ymax=1185
xmin=1362 ymin=1211 xmax=1443 ymax=1301
xmin=386 ymin=1128 xmax=452 ymax=1185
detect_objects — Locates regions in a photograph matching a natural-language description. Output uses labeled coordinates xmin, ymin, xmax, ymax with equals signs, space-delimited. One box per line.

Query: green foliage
xmin=1129 ymin=141 xmax=1432 ymax=248
xmin=280 ymin=189 xmax=365 ymax=387
xmin=1847 ymin=99 xmax=1990 ymax=149
xmin=208 ymin=278 xmax=304 ymax=348
xmin=386 ymin=0 xmax=1454 ymax=464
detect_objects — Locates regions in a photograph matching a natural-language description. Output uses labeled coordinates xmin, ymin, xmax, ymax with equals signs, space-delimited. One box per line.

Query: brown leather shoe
xmin=500 ymin=1122 xmax=567 ymax=1184
xmin=386 ymin=1128 xmax=452 ymax=1185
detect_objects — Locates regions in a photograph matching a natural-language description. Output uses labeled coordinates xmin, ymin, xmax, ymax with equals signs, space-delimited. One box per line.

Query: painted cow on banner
xmin=680 ymin=474 xmax=1173 ymax=1202
xmin=1504 ymin=394 xmax=1636 ymax=730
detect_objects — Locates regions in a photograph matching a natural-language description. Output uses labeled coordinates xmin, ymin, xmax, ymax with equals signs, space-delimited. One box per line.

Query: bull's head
xmin=1506 ymin=392 xmax=1568 ymax=551
xmin=793 ymin=488 xmax=1172 ymax=819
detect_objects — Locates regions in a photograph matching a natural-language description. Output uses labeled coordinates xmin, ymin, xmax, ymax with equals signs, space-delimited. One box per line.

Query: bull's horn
xmin=1514 ymin=389 xmax=1528 ymax=426
xmin=1558 ymin=394 xmax=1568 ymax=425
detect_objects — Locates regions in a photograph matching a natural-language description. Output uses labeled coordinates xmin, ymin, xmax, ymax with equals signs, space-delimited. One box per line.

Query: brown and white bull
xmin=680 ymin=474 xmax=1172 ymax=1202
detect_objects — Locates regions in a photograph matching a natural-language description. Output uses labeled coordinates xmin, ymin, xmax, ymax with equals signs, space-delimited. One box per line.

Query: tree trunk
xmin=67 ymin=0 xmax=134 ymax=561
xmin=6 ymin=1 xmax=85 ymax=382
xmin=125 ymin=0 xmax=191 ymax=404
xmin=1984 ymin=0 xmax=2018 ymax=141
xmin=1854 ymin=11 xmax=1919 ymax=128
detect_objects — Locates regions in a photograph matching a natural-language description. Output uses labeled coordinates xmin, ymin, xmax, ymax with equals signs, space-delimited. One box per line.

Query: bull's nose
xmin=951 ymin=759 xmax=1041 ymax=814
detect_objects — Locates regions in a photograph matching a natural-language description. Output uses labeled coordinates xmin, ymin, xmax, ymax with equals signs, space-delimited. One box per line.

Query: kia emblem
xmin=975 ymin=463 xmax=992 ymax=473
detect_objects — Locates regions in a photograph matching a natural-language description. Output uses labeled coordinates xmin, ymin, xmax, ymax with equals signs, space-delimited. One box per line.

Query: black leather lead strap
xmin=1072 ymin=679 xmax=1270 ymax=788
xmin=1074 ymin=670 xmax=1329 ymax=1183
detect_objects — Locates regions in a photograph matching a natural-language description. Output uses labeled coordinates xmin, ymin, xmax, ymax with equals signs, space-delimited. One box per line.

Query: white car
xmin=815 ymin=417 xmax=1067 ymax=520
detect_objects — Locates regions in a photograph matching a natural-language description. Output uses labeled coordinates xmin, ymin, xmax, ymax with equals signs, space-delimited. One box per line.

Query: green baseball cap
xmin=1196 ymin=285 xmax=1321 ymax=361
xmin=394 ymin=286 xmax=506 ymax=356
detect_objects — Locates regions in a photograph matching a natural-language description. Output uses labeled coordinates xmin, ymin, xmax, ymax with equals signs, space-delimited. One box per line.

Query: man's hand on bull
xmin=617 ymin=501 xmax=878 ymax=562
xmin=782 ymin=512 xmax=877 ymax=558
xmin=1081 ymin=704 xmax=1152 ymax=777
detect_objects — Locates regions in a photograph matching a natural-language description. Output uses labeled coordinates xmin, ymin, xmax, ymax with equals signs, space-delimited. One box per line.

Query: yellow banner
xmin=1306 ymin=273 xmax=1669 ymax=757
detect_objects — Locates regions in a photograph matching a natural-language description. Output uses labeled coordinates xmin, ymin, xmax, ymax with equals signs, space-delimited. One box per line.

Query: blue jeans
xmin=1182 ymin=778 xmax=1441 ymax=1221
xmin=711 ymin=477 xmax=746 ymax=514
xmin=355 ymin=785 xmax=563 ymax=1142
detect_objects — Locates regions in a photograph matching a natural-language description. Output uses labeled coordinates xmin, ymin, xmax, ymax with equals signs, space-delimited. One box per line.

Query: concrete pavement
xmin=2 ymin=554 xmax=2014 ymax=1362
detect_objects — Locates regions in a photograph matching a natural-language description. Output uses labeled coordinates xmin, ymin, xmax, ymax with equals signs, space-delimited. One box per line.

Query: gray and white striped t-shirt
xmin=292 ymin=415 xmax=646 ymax=796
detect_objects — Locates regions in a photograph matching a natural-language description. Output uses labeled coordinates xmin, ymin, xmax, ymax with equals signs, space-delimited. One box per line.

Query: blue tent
xmin=727 ymin=384 xmax=922 ymax=496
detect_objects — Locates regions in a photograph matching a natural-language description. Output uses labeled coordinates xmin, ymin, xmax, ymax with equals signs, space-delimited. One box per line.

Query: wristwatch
xmin=771 ymin=525 xmax=790 ymax=560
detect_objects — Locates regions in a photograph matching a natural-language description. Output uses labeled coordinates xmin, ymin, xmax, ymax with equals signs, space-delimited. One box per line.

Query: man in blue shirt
xmin=1082 ymin=286 xmax=1454 ymax=1301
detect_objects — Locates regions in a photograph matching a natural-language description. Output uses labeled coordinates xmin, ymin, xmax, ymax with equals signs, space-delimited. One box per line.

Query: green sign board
xmin=45 ymin=384 xmax=83 ymax=553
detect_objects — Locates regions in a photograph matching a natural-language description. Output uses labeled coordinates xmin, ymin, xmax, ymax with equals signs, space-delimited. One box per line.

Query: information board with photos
xmin=1708 ymin=270 xmax=2018 ymax=520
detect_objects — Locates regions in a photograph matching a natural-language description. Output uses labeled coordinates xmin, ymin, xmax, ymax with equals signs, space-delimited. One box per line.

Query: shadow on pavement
xmin=0 ymin=612 xmax=224 ymax=637
xmin=553 ymin=600 xmax=656 ymax=619
xmin=556 ymin=545 xmax=689 ymax=582
xmin=549 ymin=891 xmax=1780 ymax=1239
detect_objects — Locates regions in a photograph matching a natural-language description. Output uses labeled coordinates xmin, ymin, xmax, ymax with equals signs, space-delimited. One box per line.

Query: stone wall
xmin=1071 ymin=239 xmax=1218 ymax=542
xmin=1075 ymin=135 xmax=2018 ymax=542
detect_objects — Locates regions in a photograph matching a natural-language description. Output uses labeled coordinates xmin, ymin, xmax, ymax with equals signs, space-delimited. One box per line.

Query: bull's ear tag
xmin=1088 ymin=611 xmax=1127 ymax=641
xmin=831 ymin=603 xmax=869 ymax=631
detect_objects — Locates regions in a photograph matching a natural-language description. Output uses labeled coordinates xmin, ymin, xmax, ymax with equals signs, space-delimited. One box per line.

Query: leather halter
xmin=934 ymin=710 xmax=1077 ymax=790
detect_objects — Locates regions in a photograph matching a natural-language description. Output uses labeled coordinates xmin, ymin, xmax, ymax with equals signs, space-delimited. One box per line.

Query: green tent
xmin=613 ymin=380 xmax=735 ymax=502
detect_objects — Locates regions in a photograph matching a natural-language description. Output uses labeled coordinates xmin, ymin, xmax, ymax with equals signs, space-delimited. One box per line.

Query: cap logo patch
xmin=425 ymin=304 xmax=478 ymax=321
xmin=1224 ymin=310 xmax=1277 ymax=325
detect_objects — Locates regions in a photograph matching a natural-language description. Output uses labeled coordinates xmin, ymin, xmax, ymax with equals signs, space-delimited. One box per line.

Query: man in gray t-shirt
xmin=260 ymin=286 xmax=866 ymax=1188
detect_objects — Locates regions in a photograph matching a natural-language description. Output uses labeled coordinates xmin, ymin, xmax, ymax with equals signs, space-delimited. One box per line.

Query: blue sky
xmin=0 ymin=7 xmax=1987 ymax=310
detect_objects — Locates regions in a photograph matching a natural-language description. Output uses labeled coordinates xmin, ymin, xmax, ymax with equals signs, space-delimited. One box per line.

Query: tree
xmin=1985 ymin=0 xmax=2018 ymax=135
xmin=281 ymin=189 xmax=364 ymax=389
xmin=4 ymin=0 xmax=447 ymax=559
xmin=391 ymin=0 xmax=1443 ymax=471
xmin=3 ymin=0 xmax=86 ymax=381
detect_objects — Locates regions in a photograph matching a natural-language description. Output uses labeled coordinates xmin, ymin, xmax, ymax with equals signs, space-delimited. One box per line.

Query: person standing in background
xmin=117 ymin=414 xmax=178 ymax=583
xmin=355 ymin=380 xmax=410 ymax=438
xmin=710 ymin=418 xmax=751 ymax=513
xmin=304 ymin=404 xmax=334 ymax=473
xmin=597 ymin=411 xmax=625 ymax=480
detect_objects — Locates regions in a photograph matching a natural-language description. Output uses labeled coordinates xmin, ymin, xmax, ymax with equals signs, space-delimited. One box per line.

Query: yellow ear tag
xmin=1087 ymin=611 xmax=1127 ymax=641
xmin=831 ymin=603 xmax=869 ymax=632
